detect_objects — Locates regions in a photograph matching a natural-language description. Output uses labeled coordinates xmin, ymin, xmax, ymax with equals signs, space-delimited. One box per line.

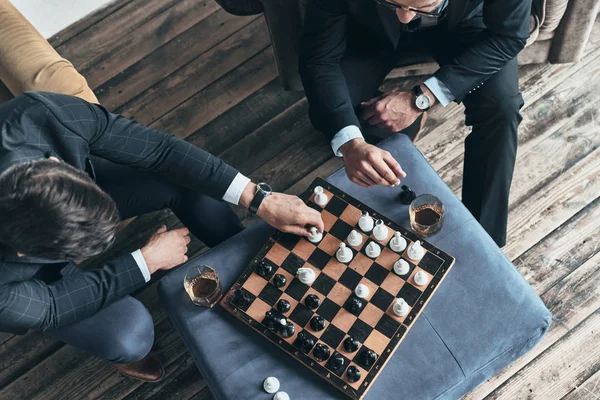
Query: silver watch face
xmin=257 ymin=182 xmax=272 ymax=195
xmin=416 ymin=94 xmax=431 ymax=110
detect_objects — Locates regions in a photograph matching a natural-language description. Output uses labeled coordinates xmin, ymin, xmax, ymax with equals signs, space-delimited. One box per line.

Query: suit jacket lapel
xmin=376 ymin=3 xmax=401 ymax=48
xmin=445 ymin=0 xmax=469 ymax=29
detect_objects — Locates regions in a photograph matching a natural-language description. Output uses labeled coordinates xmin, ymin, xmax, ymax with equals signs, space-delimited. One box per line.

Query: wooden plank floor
xmin=0 ymin=1 xmax=598 ymax=399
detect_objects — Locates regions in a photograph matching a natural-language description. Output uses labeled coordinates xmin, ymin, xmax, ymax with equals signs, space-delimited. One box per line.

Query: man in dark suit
xmin=0 ymin=91 xmax=324 ymax=381
xmin=299 ymin=0 xmax=531 ymax=247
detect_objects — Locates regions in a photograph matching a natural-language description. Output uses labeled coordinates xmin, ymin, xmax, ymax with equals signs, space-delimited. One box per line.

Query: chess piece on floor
xmin=273 ymin=392 xmax=290 ymax=400
xmin=399 ymin=185 xmax=416 ymax=205
xmin=314 ymin=186 xmax=328 ymax=206
xmin=358 ymin=211 xmax=374 ymax=232
xmin=263 ymin=377 xmax=280 ymax=394
xmin=347 ymin=230 xmax=363 ymax=247
xmin=390 ymin=232 xmax=407 ymax=253
xmin=373 ymin=220 xmax=388 ymax=241
xmin=336 ymin=243 xmax=353 ymax=263
xmin=407 ymin=240 xmax=425 ymax=261
xmin=297 ymin=267 xmax=316 ymax=285
xmin=414 ymin=270 xmax=429 ymax=286
xmin=393 ymin=259 xmax=410 ymax=276
xmin=392 ymin=298 xmax=409 ymax=317
xmin=354 ymin=283 xmax=369 ymax=299
xmin=308 ymin=227 xmax=323 ymax=243
xmin=365 ymin=241 xmax=381 ymax=258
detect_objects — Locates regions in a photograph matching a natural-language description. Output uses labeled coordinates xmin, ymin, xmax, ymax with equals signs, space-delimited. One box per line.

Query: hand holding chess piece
xmin=308 ymin=227 xmax=323 ymax=243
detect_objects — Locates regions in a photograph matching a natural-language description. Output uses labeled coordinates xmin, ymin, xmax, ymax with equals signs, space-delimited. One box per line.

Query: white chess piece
xmin=393 ymin=259 xmax=410 ymax=276
xmin=313 ymin=186 xmax=328 ymax=206
xmin=365 ymin=241 xmax=381 ymax=259
xmin=336 ymin=242 xmax=353 ymax=263
xmin=308 ymin=227 xmax=323 ymax=243
xmin=347 ymin=230 xmax=363 ymax=247
xmin=407 ymin=240 xmax=425 ymax=261
xmin=297 ymin=267 xmax=316 ymax=285
xmin=414 ymin=270 xmax=429 ymax=286
xmin=373 ymin=220 xmax=388 ymax=241
xmin=263 ymin=377 xmax=280 ymax=394
xmin=355 ymin=283 xmax=370 ymax=299
xmin=358 ymin=211 xmax=374 ymax=232
xmin=390 ymin=232 xmax=407 ymax=253
xmin=392 ymin=298 xmax=410 ymax=317
xmin=274 ymin=392 xmax=290 ymax=400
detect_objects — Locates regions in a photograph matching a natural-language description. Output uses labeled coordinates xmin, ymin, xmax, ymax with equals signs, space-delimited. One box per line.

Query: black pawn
xmin=232 ymin=290 xmax=251 ymax=309
xmin=343 ymin=337 xmax=360 ymax=353
xmin=399 ymin=185 xmax=416 ymax=205
xmin=305 ymin=294 xmax=320 ymax=310
xmin=346 ymin=365 xmax=361 ymax=383
xmin=273 ymin=274 xmax=287 ymax=288
xmin=277 ymin=299 xmax=291 ymax=313
xmin=313 ymin=343 xmax=330 ymax=362
xmin=310 ymin=315 xmax=326 ymax=331
xmin=256 ymin=261 xmax=273 ymax=278
xmin=297 ymin=332 xmax=315 ymax=353
xmin=280 ymin=322 xmax=295 ymax=338
xmin=349 ymin=297 xmax=364 ymax=314
xmin=263 ymin=311 xmax=278 ymax=331
xmin=360 ymin=349 xmax=378 ymax=368
xmin=329 ymin=352 xmax=345 ymax=371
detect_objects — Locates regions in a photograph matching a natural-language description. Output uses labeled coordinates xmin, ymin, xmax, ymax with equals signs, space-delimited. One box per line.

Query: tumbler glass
xmin=184 ymin=265 xmax=222 ymax=307
xmin=409 ymin=194 xmax=444 ymax=237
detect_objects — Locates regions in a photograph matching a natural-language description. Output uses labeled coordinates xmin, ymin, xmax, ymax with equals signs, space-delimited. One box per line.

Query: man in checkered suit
xmin=0 ymin=91 xmax=324 ymax=381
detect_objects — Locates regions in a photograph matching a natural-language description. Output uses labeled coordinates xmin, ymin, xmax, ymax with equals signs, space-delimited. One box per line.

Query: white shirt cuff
xmin=222 ymin=173 xmax=251 ymax=205
xmin=424 ymin=77 xmax=455 ymax=107
xmin=131 ymin=249 xmax=151 ymax=282
xmin=331 ymin=125 xmax=364 ymax=157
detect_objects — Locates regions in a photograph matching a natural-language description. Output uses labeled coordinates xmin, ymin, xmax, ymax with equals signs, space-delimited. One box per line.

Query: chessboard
xmin=220 ymin=178 xmax=455 ymax=400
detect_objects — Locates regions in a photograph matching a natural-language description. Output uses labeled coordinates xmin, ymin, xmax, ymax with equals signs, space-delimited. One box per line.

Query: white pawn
xmin=336 ymin=242 xmax=353 ymax=263
xmin=393 ymin=259 xmax=410 ymax=276
xmin=355 ymin=283 xmax=370 ymax=299
xmin=308 ymin=227 xmax=323 ymax=243
xmin=393 ymin=298 xmax=410 ymax=317
xmin=414 ymin=270 xmax=429 ymax=286
xmin=373 ymin=220 xmax=388 ymax=241
xmin=347 ymin=230 xmax=363 ymax=247
xmin=358 ymin=211 xmax=374 ymax=232
xmin=365 ymin=241 xmax=381 ymax=259
xmin=263 ymin=377 xmax=280 ymax=394
xmin=313 ymin=186 xmax=328 ymax=206
xmin=274 ymin=392 xmax=290 ymax=400
xmin=407 ymin=240 xmax=425 ymax=261
xmin=390 ymin=232 xmax=407 ymax=253
xmin=297 ymin=267 xmax=316 ymax=285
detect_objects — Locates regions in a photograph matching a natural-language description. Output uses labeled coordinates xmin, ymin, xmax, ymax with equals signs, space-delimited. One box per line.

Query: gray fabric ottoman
xmin=158 ymin=134 xmax=551 ymax=399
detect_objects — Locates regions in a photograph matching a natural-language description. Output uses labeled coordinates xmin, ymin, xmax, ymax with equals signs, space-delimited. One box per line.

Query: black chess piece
xmin=360 ymin=349 xmax=378 ymax=368
xmin=305 ymin=294 xmax=320 ymax=310
xmin=277 ymin=299 xmax=291 ymax=313
xmin=263 ymin=311 xmax=278 ymax=331
xmin=297 ymin=332 xmax=315 ymax=353
xmin=273 ymin=274 xmax=287 ymax=288
xmin=399 ymin=185 xmax=417 ymax=205
xmin=346 ymin=365 xmax=361 ymax=383
xmin=256 ymin=261 xmax=273 ymax=278
xmin=349 ymin=297 xmax=364 ymax=314
xmin=280 ymin=321 xmax=295 ymax=338
xmin=313 ymin=343 xmax=330 ymax=362
xmin=232 ymin=290 xmax=252 ymax=309
xmin=329 ymin=352 xmax=345 ymax=371
xmin=343 ymin=337 xmax=360 ymax=353
xmin=310 ymin=315 xmax=326 ymax=331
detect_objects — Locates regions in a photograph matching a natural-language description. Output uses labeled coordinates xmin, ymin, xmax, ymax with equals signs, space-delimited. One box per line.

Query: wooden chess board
xmin=220 ymin=178 xmax=455 ymax=400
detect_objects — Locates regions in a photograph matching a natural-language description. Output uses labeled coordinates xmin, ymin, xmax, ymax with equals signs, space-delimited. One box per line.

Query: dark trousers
xmin=48 ymin=159 xmax=244 ymax=363
xmin=343 ymin=19 xmax=523 ymax=247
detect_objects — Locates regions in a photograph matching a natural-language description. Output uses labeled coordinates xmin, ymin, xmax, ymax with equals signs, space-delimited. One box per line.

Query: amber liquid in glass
xmin=185 ymin=273 xmax=222 ymax=307
xmin=410 ymin=205 xmax=444 ymax=237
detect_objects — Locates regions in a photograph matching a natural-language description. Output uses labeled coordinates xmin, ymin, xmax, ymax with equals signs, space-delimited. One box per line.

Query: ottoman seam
xmin=214 ymin=352 xmax=267 ymax=385
xmin=433 ymin=328 xmax=546 ymax=400
xmin=433 ymin=218 xmax=476 ymax=243
xmin=423 ymin=314 xmax=467 ymax=378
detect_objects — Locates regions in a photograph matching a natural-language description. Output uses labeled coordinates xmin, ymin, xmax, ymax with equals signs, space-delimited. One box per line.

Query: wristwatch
xmin=249 ymin=182 xmax=273 ymax=214
xmin=412 ymin=85 xmax=431 ymax=112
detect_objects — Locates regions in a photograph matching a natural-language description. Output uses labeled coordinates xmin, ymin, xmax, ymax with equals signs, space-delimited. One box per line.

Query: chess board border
xmin=220 ymin=178 xmax=455 ymax=400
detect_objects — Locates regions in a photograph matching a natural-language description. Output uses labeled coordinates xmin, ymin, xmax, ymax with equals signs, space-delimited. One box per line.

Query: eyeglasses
xmin=373 ymin=0 xmax=446 ymax=17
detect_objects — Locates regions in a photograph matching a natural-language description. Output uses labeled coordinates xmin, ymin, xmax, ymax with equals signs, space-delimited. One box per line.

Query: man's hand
xmin=340 ymin=138 xmax=406 ymax=188
xmin=141 ymin=226 xmax=191 ymax=274
xmin=360 ymin=87 xmax=435 ymax=133
xmin=240 ymin=184 xmax=324 ymax=237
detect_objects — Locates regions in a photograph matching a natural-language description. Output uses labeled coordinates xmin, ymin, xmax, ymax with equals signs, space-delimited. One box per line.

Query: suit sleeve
xmin=433 ymin=0 xmax=532 ymax=103
xmin=0 ymin=254 xmax=146 ymax=332
xmin=298 ymin=0 xmax=360 ymax=141
xmin=31 ymin=92 xmax=240 ymax=201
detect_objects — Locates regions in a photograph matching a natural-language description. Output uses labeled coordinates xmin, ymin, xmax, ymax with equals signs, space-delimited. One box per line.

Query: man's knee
xmin=106 ymin=299 xmax=155 ymax=364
